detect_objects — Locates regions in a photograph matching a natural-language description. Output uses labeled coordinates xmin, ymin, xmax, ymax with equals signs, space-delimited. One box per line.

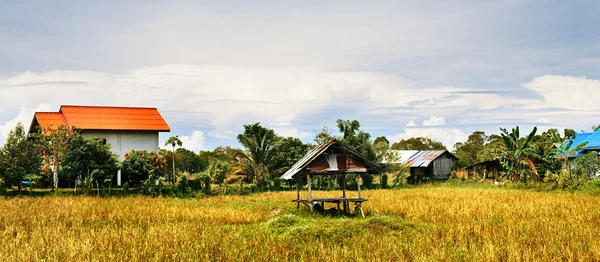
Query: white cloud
xmin=208 ymin=129 xmax=235 ymax=140
xmin=523 ymin=75 xmax=600 ymax=111
xmin=1 ymin=68 xmax=600 ymax=149
xmin=0 ymin=103 xmax=54 ymax=144
xmin=273 ymin=128 xmax=311 ymax=139
xmin=389 ymin=127 xmax=469 ymax=150
xmin=422 ymin=116 xmax=446 ymax=126
xmin=175 ymin=131 xmax=206 ymax=152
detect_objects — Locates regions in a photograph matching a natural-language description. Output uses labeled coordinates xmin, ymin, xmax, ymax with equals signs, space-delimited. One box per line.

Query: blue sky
xmin=1 ymin=1 xmax=599 ymax=151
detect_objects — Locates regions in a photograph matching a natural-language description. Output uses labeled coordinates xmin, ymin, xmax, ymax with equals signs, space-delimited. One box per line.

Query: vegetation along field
xmin=1 ymin=187 xmax=599 ymax=261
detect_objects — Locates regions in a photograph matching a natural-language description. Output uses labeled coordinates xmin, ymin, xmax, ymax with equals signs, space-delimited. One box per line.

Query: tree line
xmin=1 ymin=120 xmax=599 ymax=195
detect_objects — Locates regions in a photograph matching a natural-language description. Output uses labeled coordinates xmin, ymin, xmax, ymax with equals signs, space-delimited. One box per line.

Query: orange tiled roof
xmin=34 ymin=112 xmax=69 ymax=134
xmin=59 ymin=105 xmax=171 ymax=131
xmin=31 ymin=105 xmax=171 ymax=133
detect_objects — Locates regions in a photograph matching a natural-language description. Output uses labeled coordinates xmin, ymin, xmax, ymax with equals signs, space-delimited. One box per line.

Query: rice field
xmin=1 ymin=187 xmax=599 ymax=261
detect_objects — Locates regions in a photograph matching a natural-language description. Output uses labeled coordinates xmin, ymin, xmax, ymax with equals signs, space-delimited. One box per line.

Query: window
xmin=94 ymin=138 xmax=107 ymax=145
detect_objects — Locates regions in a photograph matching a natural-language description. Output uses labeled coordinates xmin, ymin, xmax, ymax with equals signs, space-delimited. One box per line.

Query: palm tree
xmin=232 ymin=130 xmax=284 ymax=189
xmin=498 ymin=126 xmax=539 ymax=181
xmin=165 ymin=136 xmax=182 ymax=182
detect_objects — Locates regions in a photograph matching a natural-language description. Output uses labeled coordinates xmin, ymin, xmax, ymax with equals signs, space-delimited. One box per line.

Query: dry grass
xmin=1 ymin=187 xmax=599 ymax=261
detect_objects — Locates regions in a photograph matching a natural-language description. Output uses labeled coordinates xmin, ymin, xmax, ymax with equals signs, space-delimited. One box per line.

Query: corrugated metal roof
xmin=403 ymin=150 xmax=457 ymax=168
xmin=59 ymin=105 xmax=171 ymax=132
xmin=382 ymin=150 xmax=418 ymax=164
xmin=280 ymin=139 xmax=380 ymax=180
xmin=562 ymin=130 xmax=600 ymax=153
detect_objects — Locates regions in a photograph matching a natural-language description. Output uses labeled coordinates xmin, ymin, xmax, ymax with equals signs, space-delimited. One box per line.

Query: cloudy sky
xmin=1 ymin=1 xmax=599 ymax=151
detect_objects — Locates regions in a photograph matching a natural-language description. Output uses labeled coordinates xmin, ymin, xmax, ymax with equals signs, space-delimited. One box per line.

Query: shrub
xmin=380 ymin=174 xmax=388 ymax=189
xmin=544 ymin=169 xmax=585 ymax=190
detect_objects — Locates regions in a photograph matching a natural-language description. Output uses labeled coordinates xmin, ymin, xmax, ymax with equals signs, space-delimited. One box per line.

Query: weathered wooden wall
xmin=432 ymin=156 xmax=453 ymax=179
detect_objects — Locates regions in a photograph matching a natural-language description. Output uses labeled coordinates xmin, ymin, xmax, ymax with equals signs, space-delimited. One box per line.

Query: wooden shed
xmin=280 ymin=139 xmax=381 ymax=217
xmin=387 ymin=150 xmax=458 ymax=180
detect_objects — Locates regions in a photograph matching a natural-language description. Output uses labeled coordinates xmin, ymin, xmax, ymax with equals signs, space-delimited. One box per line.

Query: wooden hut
xmin=387 ymin=150 xmax=458 ymax=180
xmin=280 ymin=139 xmax=381 ymax=217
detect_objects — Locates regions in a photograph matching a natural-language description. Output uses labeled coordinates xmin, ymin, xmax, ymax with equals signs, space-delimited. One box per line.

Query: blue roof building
xmin=562 ymin=129 xmax=600 ymax=158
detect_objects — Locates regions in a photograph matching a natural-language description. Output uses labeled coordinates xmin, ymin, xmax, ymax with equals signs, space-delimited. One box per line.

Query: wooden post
xmin=342 ymin=173 xmax=347 ymax=213
xmin=296 ymin=175 xmax=300 ymax=209
xmin=307 ymin=173 xmax=313 ymax=211
xmin=357 ymin=174 xmax=362 ymax=199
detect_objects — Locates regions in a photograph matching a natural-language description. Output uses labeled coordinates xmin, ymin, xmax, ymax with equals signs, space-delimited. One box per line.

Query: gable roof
xmin=403 ymin=150 xmax=458 ymax=168
xmin=32 ymin=112 xmax=69 ymax=134
xmin=385 ymin=150 xmax=458 ymax=167
xmin=561 ymin=130 xmax=600 ymax=153
xmin=31 ymin=105 xmax=170 ymax=133
xmin=280 ymin=139 xmax=381 ymax=180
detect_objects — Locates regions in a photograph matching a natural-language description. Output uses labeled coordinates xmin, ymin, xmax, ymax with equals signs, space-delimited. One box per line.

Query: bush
xmin=380 ymin=174 xmax=388 ymax=189
xmin=141 ymin=171 xmax=163 ymax=196
xmin=543 ymin=169 xmax=585 ymax=190
xmin=175 ymin=174 xmax=189 ymax=192
xmin=122 ymin=182 xmax=129 ymax=191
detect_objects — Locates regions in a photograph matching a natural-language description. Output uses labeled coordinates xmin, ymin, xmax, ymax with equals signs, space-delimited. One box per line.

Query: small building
xmin=29 ymin=105 xmax=171 ymax=184
xmin=280 ymin=139 xmax=381 ymax=217
xmin=463 ymin=159 xmax=501 ymax=180
xmin=385 ymin=150 xmax=458 ymax=180
xmin=561 ymin=129 xmax=600 ymax=161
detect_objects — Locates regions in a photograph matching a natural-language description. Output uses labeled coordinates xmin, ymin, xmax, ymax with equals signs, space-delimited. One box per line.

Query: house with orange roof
xmin=29 ymin=105 xmax=171 ymax=185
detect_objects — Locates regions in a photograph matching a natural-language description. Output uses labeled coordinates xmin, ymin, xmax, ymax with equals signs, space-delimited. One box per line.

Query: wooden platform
xmin=293 ymin=198 xmax=368 ymax=217
xmin=293 ymin=198 xmax=368 ymax=203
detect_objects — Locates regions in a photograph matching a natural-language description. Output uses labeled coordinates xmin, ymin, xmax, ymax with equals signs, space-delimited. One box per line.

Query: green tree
xmin=314 ymin=126 xmax=333 ymax=145
xmin=175 ymin=148 xmax=205 ymax=174
xmin=572 ymin=151 xmax=600 ymax=179
xmin=0 ymin=123 xmax=42 ymax=193
xmin=391 ymin=137 xmax=446 ymax=151
xmin=273 ymin=137 xmax=311 ymax=170
xmin=233 ymin=123 xmax=283 ymax=189
xmin=336 ymin=119 xmax=376 ymax=161
xmin=497 ymin=126 xmax=539 ymax=181
xmin=37 ymin=125 xmax=72 ymax=190
xmin=373 ymin=136 xmax=390 ymax=162
xmin=165 ymin=136 xmax=183 ymax=182
xmin=564 ymin=128 xmax=576 ymax=140
xmin=335 ymin=119 xmax=376 ymax=188
xmin=61 ymin=135 xmax=120 ymax=186
xmin=207 ymin=160 xmax=228 ymax=186
xmin=453 ymin=131 xmax=487 ymax=169
xmin=122 ymin=150 xmax=158 ymax=186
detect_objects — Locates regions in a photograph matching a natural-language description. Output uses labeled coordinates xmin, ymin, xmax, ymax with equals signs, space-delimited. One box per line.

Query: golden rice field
xmin=1 ymin=187 xmax=599 ymax=261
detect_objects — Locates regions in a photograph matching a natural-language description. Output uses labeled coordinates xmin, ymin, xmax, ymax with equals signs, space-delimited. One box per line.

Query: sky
xmin=1 ymin=0 xmax=599 ymax=152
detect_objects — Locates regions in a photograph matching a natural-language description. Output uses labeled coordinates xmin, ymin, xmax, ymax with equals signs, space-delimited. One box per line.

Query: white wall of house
xmin=82 ymin=131 xmax=160 ymax=186
xmin=82 ymin=131 xmax=160 ymax=160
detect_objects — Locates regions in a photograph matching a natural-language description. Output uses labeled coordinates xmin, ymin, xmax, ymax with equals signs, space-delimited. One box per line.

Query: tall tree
xmin=453 ymin=131 xmax=487 ymax=169
xmin=1 ymin=123 xmax=42 ymax=193
xmin=391 ymin=137 xmax=446 ymax=151
xmin=373 ymin=136 xmax=391 ymax=162
xmin=335 ymin=119 xmax=376 ymax=160
xmin=233 ymin=123 xmax=283 ymax=189
xmin=165 ymin=136 xmax=182 ymax=181
xmin=314 ymin=126 xmax=334 ymax=145
xmin=273 ymin=137 xmax=311 ymax=170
